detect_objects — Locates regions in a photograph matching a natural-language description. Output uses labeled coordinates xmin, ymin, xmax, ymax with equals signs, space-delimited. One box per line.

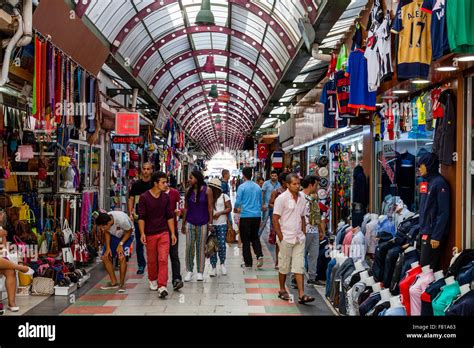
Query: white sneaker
xmin=221 ymin=264 xmax=227 ymax=276
xmin=196 ymin=273 xmax=204 ymax=281
xmin=149 ymin=280 xmax=158 ymax=291
xmin=158 ymin=286 xmax=168 ymax=298
xmin=210 ymin=268 xmax=217 ymax=277
xmin=184 ymin=272 xmax=193 ymax=282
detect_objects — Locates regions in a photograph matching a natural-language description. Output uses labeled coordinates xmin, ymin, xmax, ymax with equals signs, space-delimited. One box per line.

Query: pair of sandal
xmin=278 ymin=290 xmax=315 ymax=304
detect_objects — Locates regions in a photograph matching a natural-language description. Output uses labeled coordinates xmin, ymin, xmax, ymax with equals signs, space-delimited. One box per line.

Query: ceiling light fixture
xmin=411 ymin=79 xmax=430 ymax=84
xmin=195 ymin=0 xmax=215 ymax=25
xmin=436 ymin=66 xmax=458 ymax=72
xmin=456 ymin=55 xmax=474 ymax=62
xmin=393 ymin=90 xmax=409 ymax=95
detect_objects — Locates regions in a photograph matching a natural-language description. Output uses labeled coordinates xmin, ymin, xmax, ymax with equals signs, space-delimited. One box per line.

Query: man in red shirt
xmin=138 ymin=172 xmax=177 ymax=298
xmin=165 ymin=182 xmax=184 ymax=291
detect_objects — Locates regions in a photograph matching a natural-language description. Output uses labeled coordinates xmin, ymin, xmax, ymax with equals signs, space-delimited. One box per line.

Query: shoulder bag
xmin=31 ymin=277 xmax=55 ymax=296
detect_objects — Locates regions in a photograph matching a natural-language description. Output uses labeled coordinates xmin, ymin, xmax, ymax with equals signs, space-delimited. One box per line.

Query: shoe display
xmin=221 ymin=264 xmax=227 ymax=276
xmin=210 ymin=268 xmax=217 ymax=277
xmin=149 ymin=280 xmax=158 ymax=291
xmin=196 ymin=273 xmax=204 ymax=281
xmin=184 ymin=272 xmax=193 ymax=282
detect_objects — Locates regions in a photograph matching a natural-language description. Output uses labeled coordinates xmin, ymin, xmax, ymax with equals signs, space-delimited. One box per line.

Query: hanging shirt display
xmin=421 ymin=0 xmax=450 ymax=59
xmin=409 ymin=270 xmax=435 ymax=316
xmin=320 ymin=79 xmax=348 ymax=128
xmin=392 ymin=0 xmax=432 ymax=80
xmin=399 ymin=265 xmax=422 ymax=315
xmin=432 ymin=281 xmax=461 ymax=316
xmin=445 ymin=0 xmax=474 ymax=53
xmin=346 ymin=49 xmax=376 ymax=111
xmin=335 ymin=70 xmax=358 ymax=118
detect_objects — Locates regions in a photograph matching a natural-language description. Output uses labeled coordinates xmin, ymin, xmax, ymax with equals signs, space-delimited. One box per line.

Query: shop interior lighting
xmin=436 ymin=66 xmax=458 ymax=72
xmin=393 ymin=90 xmax=409 ymax=95
xmin=456 ymin=55 xmax=474 ymax=62
xmin=411 ymin=79 xmax=430 ymax=85
xmin=358 ymin=143 xmax=363 ymax=151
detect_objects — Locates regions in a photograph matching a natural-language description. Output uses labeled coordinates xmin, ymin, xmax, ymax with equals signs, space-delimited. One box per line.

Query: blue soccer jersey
xmin=346 ymin=49 xmax=376 ymax=111
xmin=421 ymin=0 xmax=450 ymax=60
xmin=320 ymin=79 xmax=348 ymax=129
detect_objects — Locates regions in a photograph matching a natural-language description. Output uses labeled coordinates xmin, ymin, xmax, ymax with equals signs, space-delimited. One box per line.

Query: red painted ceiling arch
xmin=187 ymin=113 xmax=252 ymax=137
xmin=133 ymin=26 xmax=287 ymax=77
xmin=151 ymin=50 xmax=273 ymax=96
xmin=184 ymin=111 xmax=252 ymax=135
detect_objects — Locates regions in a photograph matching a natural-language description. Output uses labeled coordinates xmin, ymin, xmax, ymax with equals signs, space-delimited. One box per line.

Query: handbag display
xmin=31 ymin=277 xmax=55 ymax=296
xmin=62 ymin=247 xmax=74 ymax=263
xmin=62 ymin=219 xmax=74 ymax=246
xmin=4 ymin=164 xmax=18 ymax=192
xmin=18 ymin=145 xmax=34 ymax=160
xmin=0 ymin=194 xmax=12 ymax=208
xmin=58 ymin=156 xmax=71 ymax=167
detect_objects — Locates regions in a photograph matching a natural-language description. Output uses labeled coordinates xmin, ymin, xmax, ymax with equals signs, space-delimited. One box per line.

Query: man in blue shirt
xmin=259 ymin=170 xmax=281 ymax=237
xmin=221 ymin=169 xmax=230 ymax=196
xmin=234 ymin=167 xmax=264 ymax=268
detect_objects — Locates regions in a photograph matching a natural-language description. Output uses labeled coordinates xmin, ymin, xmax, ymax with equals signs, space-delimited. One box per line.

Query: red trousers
xmin=146 ymin=232 xmax=170 ymax=287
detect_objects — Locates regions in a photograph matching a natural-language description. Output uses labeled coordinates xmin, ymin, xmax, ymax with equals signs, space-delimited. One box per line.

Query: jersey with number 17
xmin=392 ymin=0 xmax=432 ymax=80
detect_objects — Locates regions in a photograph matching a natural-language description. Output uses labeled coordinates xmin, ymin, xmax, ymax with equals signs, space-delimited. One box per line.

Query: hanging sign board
xmin=116 ymin=112 xmax=140 ymax=136
xmin=112 ymin=136 xmax=144 ymax=145
xmin=383 ymin=141 xmax=396 ymax=158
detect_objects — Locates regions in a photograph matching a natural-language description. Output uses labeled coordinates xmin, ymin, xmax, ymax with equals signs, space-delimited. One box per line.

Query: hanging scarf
xmin=80 ymin=192 xmax=90 ymax=233
xmin=87 ymin=76 xmax=95 ymax=133
xmin=41 ymin=39 xmax=47 ymax=121
xmin=55 ymin=51 xmax=62 ymax=124
xmin=32 ymin=36 xmax=39 ymax=117
xmin=80 ymin=70 xmax=87 ymax=131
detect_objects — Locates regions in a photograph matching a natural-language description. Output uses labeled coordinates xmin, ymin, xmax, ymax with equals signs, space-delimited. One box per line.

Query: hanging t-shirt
xmin=376 ymin=13 xmax=394 ymax=83
xmin=392 ymin=0 xmax=432 ymax=80
xmin=431 ymin=87 xmax=444 ymax=118
xmin=365 ymin=35 xmax=380 ymax=92
xmin=445 ymin=0 xmax=474 ymax=53
xmin=346 ymin=49 xmax=376 ymax=111
xmin=320 ymin=79 xmax=348 ymax=128
xmin=421 ymin=0 xmax=450 ymax=59
xmin=335 ymin=70 xmax=358 ymax=118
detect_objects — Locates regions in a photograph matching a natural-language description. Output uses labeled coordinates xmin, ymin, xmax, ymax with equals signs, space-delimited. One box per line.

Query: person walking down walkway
xmin=208 ymin=178 xmax=232 ymax=277
xmin=96 ymin=211 xmax=134 ymax=293
xmin=164 ymin=182 xmax=184 ymax=291
xmin=273 ymin=174 xmax=315 ymax=304
xmin=0 ymin=257 xmax=34 ymax=312
xmin=138 ymin=172 xmax=177 ymax=298
xmin=234 ymin=167 xmax=264 ymax=269
xmin=128 ymin=162 xmax=153 ymax=274
xmin=269 ymin=172 xmax=288 ymax=269
xmin=221 ymin=169 xmax=231 ymax=196
xmin=301 ymin=175 xmax=324 ymax=286
xmin=260 ymin=170 xmax=281 ymax=237
xmin=182 ymin=171 xmax=214 ymax=282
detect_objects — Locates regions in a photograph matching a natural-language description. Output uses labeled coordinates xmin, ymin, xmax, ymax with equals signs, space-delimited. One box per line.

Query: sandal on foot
xmin=278 ymin=290 xmax=290 ymax=301
xmin=298 ymin=295 xmax=315 ymax=304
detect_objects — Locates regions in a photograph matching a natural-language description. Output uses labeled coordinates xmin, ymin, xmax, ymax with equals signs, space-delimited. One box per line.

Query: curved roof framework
xmin=76 ymin=0 xmax=319 ymax=155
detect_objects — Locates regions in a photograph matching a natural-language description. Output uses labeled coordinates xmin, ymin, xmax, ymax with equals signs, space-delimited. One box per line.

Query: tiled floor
xmin=2 ymin=194 xmax=334 ymax=316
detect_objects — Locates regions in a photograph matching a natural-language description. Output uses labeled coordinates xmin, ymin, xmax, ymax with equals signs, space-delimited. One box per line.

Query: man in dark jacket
xmin=418 ymin=153 xmax=450 ymax=271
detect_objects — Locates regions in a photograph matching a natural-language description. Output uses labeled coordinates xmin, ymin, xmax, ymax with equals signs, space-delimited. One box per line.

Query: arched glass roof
xmin=76 ymin=0 xmax=320 ymax=154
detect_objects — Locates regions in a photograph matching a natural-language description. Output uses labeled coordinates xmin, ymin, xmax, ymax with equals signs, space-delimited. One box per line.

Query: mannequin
xmin=418 ymin=153 xmax=451 ymax=271
xmin=444 ymin=276 xmax=455 ymax=285
xmin=459 ymin=284 xmax=471 ymax=297
xmin=375 ymin=288 xmax=391 ymax=306
xmin=389 ymin=295 xmax=404 ymax=308
xmin=372 ymin=282 xmax=382 ymax=293
xmin=434 ymin=270 xmax=444 ymax=281
xmin=421 ymin=265 xmax=431 ymax=274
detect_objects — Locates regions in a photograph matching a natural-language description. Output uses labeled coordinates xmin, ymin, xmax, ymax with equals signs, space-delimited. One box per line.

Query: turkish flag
xmin=257 ymin=143 xmax=268 ymax=159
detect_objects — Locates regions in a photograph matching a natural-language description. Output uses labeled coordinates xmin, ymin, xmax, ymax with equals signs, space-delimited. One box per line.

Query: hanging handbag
xmin=62 ymin=219 xmax=74 ymax=246
xmin=48 ymin=230 xmax=59 ymax=258
xmin=4 ymin=164 xmax=18 ymax=192
xmin=18 ymin=145 xmax=34 ymax=160
xmin=19 ymin=203 xmax=30 ymax=221
xmin=62 ymin=247 xmax=74 ymax=264
xmin=31 ymin=277 xmax=55 ymax=296
xmin=27 ymin=158 xmax=39 ymax=171
xmin=147 ymin=126 xmax=155 ymax=151
xmin=22 ymin=131 xmax=36 ymax=145
xmin=58 ymin=155 xmax=71 ymax=167
xmin=0 ymin=194 xmax=12 ymax=208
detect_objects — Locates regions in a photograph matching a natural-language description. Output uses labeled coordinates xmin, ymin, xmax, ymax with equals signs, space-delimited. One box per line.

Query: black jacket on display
xmin=418 ymin=153 xmax=450 ymax=242
xmin=352 ymin=165 xmax=368 ymax=206
xmin=432 ymin=89 xmax=456 ymax=166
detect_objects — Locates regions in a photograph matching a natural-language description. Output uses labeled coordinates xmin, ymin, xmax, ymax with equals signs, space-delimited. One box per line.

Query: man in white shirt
xmin=96 ymin=211 xmax=134 ymax=293
xmin=273 ymin=174 xmax=315 ymax=304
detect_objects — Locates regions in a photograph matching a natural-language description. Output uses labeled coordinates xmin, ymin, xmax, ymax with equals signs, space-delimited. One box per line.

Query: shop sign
xmin=383 ymin=142 xmax=396 ymax=158
xmin=116 ymin=112 xmax=140 ymax=136
xmin=112 ymin=136 xmax=144 ymax=145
